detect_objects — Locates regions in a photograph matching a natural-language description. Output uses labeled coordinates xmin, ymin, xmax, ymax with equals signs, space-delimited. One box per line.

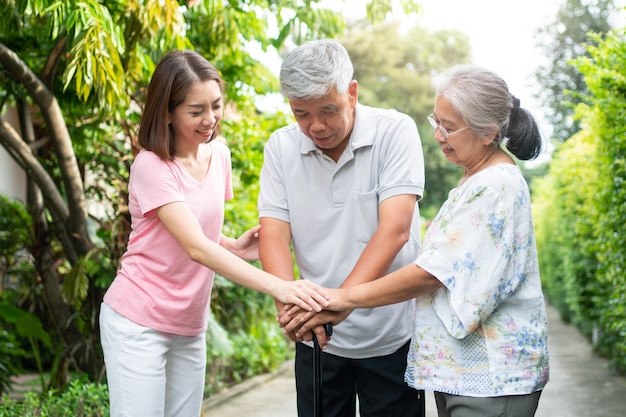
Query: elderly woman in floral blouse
xmin=296 ymin=65 xmax=550 ymax=417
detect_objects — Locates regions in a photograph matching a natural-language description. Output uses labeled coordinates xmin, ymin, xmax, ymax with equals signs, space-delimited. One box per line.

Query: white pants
xmin=100 ymin=303 xmax=206 ymax=417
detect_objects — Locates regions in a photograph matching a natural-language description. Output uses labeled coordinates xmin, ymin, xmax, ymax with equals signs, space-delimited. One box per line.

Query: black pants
xmin=295 ymin=340 xmax=425 ymax=417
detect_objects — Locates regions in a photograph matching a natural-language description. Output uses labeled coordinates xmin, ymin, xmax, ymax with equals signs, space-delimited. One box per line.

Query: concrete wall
xmin=0 ymin=106 xmax=27 ymax=203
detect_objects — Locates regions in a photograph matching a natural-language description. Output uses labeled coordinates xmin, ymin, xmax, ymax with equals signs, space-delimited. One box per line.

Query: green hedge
xmin=533 ymin=28 xmax=626 ymax=372
xmin=0 ymin=380 xmax=109 ymax=417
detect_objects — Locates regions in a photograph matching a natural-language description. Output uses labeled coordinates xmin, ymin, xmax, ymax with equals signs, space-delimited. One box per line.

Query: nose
xmin=433 ymin=125 xmax=446 ymax=141
xmin=309 ymin=115 xmax=326 ymax=132
xmin=203 ymin=110 xmax=217 ymax=126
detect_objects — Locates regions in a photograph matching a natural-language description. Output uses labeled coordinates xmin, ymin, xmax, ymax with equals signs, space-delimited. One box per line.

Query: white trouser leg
xmin=100 ymin=303 xmax=206 ymax=417
xmin=164 ymin=330 xmax=206 ymax=416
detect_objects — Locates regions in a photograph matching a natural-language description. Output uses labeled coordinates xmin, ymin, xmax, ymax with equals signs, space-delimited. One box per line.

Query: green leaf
xmin=0 ymin=304 xmax=51 ymax=348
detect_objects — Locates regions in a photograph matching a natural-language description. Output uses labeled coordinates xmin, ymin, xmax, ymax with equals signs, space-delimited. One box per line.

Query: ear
xmin=348 ymin=80 xmax=358 ymax=106
xmin=483 ymin=124 xmax=499 ymax=146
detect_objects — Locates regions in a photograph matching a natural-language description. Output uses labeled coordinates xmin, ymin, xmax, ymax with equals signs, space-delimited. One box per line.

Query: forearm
xmin=185 ymin=238 xmax=327 ymax=312
xmin=219 ymin=234 xmax=236 ymax=251
xmin=217 ymin=234 xmax=251 ymax=260
xmin=258 ymin=218 xmax=296 ymax=309
xmin=191 ymin=239 xmax=278 ymax=294
xmin=259 ymin=244 xmax=295 ymax=282
xmin=341 ymin=227 xmax=407 ymax=288
xmin=156 ymin=203 xmax=326 ymax=310
xmin=335 ymin=264 xmax=443 ymax=310
xmin=341 ymin=194 xmax=416 ymax=288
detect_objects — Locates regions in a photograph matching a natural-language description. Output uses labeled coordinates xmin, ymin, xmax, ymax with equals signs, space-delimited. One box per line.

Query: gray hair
xmin=280 ymin=39 xmax=354 ymax=100
xmin=433 ymin=64 xmax=542 ymax=160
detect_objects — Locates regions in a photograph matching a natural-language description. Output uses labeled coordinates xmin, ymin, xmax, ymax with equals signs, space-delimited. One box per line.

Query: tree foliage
xmin=533 ymin=26 xmax=626 ymax=373
xmin=534 ymin=0 xmax=617 ymax=142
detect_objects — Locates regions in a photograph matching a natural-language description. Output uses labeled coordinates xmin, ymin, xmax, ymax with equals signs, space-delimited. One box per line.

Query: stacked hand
xmin=275 ymin=279 xmax=332 ymax=313
xmin=278 ymin=293 xmax=352 ymax=350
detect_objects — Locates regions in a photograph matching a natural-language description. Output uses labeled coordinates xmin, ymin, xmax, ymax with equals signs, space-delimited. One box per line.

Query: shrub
xmin=0 ymin=330 xmax=25 ymax=397
xmin=0 ymin=380 xmax=109 ymax=416
xmin=534 ymin=28 xmax=626 ymax=373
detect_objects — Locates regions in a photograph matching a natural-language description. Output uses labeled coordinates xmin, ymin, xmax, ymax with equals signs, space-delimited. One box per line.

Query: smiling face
xmin=168 ymin=79 xmax=223 ymax=154
xmin=288 ymin=81 xmax=358 ymax=162
xmin=432 ymin=95 xmax=496 ymax=171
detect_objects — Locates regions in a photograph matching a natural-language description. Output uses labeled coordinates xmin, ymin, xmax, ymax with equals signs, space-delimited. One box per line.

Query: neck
xmin=459 ymin=148 xmax=513 ymax=186
xmin=175 ymin=142 xmax=207 ymax=161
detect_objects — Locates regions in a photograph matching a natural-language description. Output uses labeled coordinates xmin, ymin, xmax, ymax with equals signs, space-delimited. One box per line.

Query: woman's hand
xmin=323 ymin=288 xmax=353 ymax=311
xmin=273 ymin=279 xmax=329 ymax=313
xmin=223 ymin=225 xmax=261 ymax=261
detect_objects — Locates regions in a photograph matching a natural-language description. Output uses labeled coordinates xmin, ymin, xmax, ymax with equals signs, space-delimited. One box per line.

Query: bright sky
xmin=334 ymin=0 xmax=563 ymax=139
xmin=414 ymin=0 xmax=559 ymax=124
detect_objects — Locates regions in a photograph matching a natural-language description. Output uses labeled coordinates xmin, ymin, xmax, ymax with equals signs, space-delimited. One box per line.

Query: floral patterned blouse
xmin=406 ymin=163 xmax=550 ymax=397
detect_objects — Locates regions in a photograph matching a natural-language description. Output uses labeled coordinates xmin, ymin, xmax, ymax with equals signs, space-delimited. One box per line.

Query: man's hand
xmin=278 ymin=304 xmax=319 ymax=342
xmin=277 ymin=307 xmax=313 ymax=342
xmin=278 ymin=306 xmax=352 ymax=349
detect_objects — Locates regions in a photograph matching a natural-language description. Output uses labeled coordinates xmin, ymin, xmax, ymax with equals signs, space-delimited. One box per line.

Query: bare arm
xmin=258 ymin=217 xmax=307 ymax=340
xmin=156 ymin=202 xmax=328 ymax=311
xmin=258 ymin=217 xmax=296 ymax=293
xmin=325 ymin=263 xmax=443 ymax=311
xmin=341 ymin=194 xmax=417 ymax=287
xmin=219 ymin=225 xmax=261 ymax=261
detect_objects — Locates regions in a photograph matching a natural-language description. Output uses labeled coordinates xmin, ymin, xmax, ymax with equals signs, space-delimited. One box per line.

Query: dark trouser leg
xmin=434 ymin=391 xmax=542 ymax=417
xmin=295 ymin=342 xmax=356 ymax=417
xmin=355 ymin=340 xmax=425 ymax=417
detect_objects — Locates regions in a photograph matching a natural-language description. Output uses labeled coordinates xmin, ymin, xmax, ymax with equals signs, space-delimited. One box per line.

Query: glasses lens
xmin=427 ymin=115 xmax=448 ymax=139
xmin=427 ymin=114 xmax=437 ymax=129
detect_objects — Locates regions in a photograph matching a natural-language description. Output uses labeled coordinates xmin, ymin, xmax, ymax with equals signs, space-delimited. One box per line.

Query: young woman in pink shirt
xmin=99 ymin=50 xmax=328 ymax=417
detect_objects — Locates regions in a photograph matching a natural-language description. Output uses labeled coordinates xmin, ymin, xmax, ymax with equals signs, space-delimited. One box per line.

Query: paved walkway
xmin=203 ymin=304 xmax=626 ymax=416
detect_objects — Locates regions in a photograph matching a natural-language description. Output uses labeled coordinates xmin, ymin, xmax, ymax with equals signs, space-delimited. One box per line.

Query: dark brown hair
xmin=137 ymin=50 xmax=224 ymax=160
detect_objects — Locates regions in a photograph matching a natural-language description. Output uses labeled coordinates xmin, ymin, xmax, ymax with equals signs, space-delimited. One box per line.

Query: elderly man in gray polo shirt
xmin=258 ymin=39 xmax=426 ymax=417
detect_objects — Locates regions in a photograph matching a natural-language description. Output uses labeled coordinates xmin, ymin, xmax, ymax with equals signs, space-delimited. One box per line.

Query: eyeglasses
xmin=427 ymin=114 xmax=469 ymax=139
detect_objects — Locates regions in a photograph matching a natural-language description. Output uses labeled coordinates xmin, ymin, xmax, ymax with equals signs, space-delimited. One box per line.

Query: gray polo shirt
xmin=258 ymin=103 xmax=425 ymax=358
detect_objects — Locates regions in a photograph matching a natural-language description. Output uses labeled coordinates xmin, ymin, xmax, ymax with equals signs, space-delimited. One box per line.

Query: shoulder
xmin=463 ymin=165 xmax=529 ymax=206
xmin=486 ymin=164 xmax=526 ymax=190
xmin=210 ymin=139 xmax=231 ymax=158
xmin=355 ymin=105 xmax=418 ymax=143
xmin=353 ymin=104 xmax=418 ymax=147
xmin=132 ymin=150 xmax=167 ymax=171
xmin=471 ymin=164 xmax=524 ymax=186
xmin=357 ymin=104 xmax=414 ymax=125
xmin=266 ymin=123 xmax=304 ymax=152
xmin=270 ymin=122 xmax=301 ymax=140
xmin=129 ymin=151 xmax=177 ymax=192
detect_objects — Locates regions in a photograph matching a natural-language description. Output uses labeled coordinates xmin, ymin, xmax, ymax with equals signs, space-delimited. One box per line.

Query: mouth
xmin=197 ymin=129 xmax=213 ymax=137
xmin=312 ymin=135 xmax=333 ymax=145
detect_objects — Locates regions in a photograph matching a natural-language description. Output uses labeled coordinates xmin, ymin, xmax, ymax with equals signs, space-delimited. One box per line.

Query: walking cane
xmin=312 ymin=323 xmax=333 ymax=417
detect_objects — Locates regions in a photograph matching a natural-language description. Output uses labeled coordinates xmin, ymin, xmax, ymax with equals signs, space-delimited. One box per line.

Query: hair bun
xmin=509 ymin=95 xmax=521 ymax=126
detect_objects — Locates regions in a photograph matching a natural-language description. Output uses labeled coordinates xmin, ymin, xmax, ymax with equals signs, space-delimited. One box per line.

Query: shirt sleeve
xmin=258 ymin=132 xmax=291 ymax=222
xmin=130 ymin=151 xmax=184 ymax=217
xmin=416 ymin=178 xmax=525 ymax=339
xmin=376 ymin=113 xmax=425 ymax=202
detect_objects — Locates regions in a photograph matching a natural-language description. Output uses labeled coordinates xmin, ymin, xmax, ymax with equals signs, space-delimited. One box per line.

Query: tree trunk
xmin=0 ymin=44 xmax=103 ymax=380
